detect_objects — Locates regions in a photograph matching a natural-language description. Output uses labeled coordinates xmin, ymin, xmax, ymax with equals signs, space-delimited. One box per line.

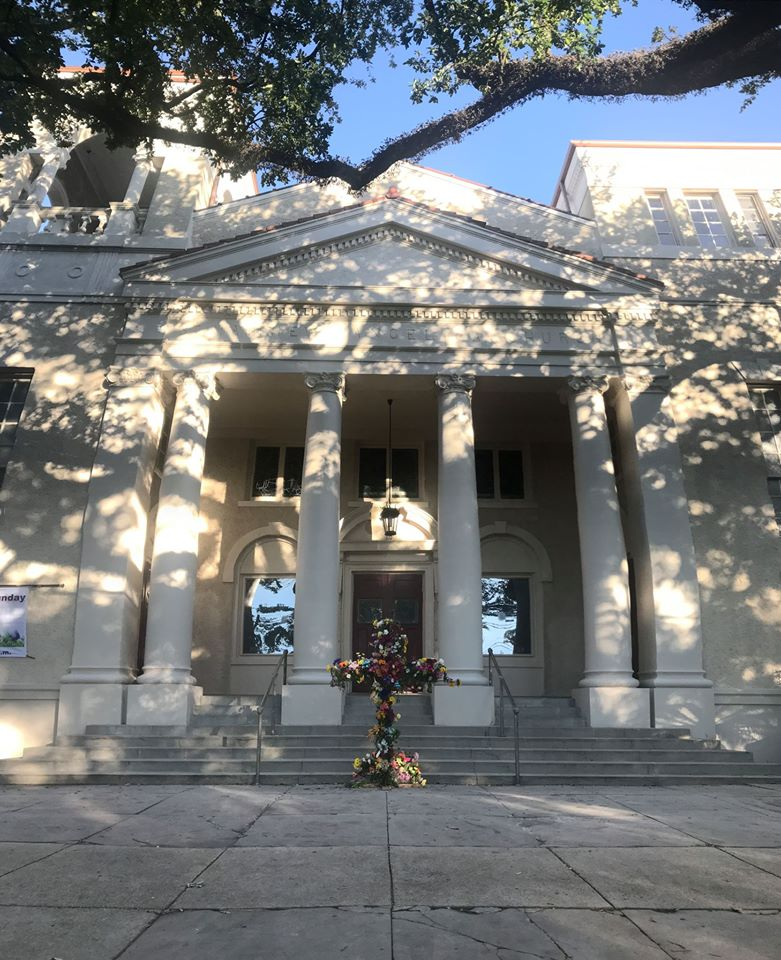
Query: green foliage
xmin=405 ymin=0 xmax=629 ymax=103
xmin=0 ymin=0 xmax=778 ymax=188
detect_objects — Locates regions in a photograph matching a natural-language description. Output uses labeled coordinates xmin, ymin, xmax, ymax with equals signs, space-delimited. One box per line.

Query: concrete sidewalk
xmin=1 ymin=783 xmax=781 ymax=959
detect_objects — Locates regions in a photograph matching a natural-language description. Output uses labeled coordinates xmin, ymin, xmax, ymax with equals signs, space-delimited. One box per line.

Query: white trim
xmin=479 ymin=522 xmax=553 ymax=581
xmin=221 ymin=522 xmax=298 ymax=583
xmin=339 ymin=558 xmax=436 ymax=661
xmin=479 ymin=523 xmax=553 ymax=677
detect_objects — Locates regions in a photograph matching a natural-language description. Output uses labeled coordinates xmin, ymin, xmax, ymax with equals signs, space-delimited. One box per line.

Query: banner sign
xmin=0 ymin=588 xmax=28 ymax=657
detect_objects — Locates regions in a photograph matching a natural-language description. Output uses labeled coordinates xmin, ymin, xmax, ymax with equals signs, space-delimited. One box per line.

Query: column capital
xmin=304 ymin=372 xmax=346 ymax=399
xmin=104 ymin=366 xmax=164 ymax=390
xmin=172 ymin=370 xmax=221 ymax=401
xmin=622 ymin=373 xmax=671 ymax=398
xmin=564 ymin=375 xmax=609 ymax=398
xmin=435 ymin=374 xmax=476 ymax=396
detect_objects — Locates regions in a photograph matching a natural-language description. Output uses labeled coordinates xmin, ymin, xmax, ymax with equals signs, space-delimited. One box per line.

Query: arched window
xmin=480 ymin=523 xmax=552 ymax=663
xmin=223 ymin=525 xmax=298 ymax=657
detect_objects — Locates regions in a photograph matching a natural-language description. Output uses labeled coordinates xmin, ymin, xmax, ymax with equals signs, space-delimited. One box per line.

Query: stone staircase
xmin=2 ymin=692 xmax=781 ymax=785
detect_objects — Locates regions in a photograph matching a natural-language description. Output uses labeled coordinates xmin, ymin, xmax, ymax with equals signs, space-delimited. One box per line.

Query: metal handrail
xmin=487 ymin=648 xmax=521 ymax=785
xmin=254 ymin=650 xmax=288 ymax=785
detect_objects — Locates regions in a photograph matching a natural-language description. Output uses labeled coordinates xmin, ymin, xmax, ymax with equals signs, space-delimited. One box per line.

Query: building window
xmin=748 ymin=387 xmax=781 ymax=527
xmin=481 ymin=577 xmax=532 ymax=655
xmin=685 ymin=195 xmax=731 ymax=249
xmin=646 ymin=192 xmax=678 ymax=246
xmin=242 ymin=577 xmax=296 ymax=654
xmin=252 ymin=445 xmax=304 ymax=498
xmin=0 ymin=373 xmax=32 ymax=488
xmin=737 ymin=194 xmax=776 ymax=249
xmin=475 ymin=449 xmax=524 ymax=499
xmin=358 ymin=447 xmax=419 ymax=499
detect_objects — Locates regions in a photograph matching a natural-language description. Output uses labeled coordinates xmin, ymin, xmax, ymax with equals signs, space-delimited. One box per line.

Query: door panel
xmin=352 ymin=573 xmax=424 ymax=690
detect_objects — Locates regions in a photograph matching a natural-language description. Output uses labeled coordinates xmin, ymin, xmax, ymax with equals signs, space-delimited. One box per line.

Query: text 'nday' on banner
xmin=0 ymin=589 xmax=27 ymax=657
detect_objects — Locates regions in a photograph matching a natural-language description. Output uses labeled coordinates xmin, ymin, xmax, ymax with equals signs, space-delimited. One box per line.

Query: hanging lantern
xmin=381 ymin=503 xmax=400 ymax=538
xmin=382 ymin=398 xmax=400 ymax=538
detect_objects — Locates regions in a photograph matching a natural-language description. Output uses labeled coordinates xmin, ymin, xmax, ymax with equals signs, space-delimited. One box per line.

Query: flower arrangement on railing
xmin=328 ymin=618 xmax=459 ymax=787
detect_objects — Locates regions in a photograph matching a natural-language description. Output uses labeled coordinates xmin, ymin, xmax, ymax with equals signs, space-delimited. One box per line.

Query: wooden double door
xmin=352 ymin=573 xmax=424 ymax=673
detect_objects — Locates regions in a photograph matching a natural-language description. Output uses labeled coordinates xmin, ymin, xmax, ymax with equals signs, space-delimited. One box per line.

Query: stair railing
xmin=255 ymin=650 xmax=289 ymax=786
xmin=487 ymin=648 xmax=521 ymax=785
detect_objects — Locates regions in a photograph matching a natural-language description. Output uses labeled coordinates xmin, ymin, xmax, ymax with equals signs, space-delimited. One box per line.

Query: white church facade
xmin=0 ymin=135 xmax=780 ymax=760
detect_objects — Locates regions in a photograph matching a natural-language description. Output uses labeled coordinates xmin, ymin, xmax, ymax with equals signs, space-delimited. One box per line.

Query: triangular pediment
xmin=202 ymin=225 xmax=575 ymax=291
xmin=123 ymin=195 xmax=662 ymax=300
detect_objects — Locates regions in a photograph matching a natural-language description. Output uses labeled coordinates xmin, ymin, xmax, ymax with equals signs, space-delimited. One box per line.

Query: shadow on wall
xmin=0 ymin=299 xmax=124 ymax=754
xmin=595 ymin=193 xmax=781 ymax=745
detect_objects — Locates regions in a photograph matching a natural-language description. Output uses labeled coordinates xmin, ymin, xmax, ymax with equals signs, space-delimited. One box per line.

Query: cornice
xmin=126 ymin=300 xmax=627 ymax=327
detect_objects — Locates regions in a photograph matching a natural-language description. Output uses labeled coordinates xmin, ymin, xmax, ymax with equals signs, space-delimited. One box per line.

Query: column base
xmin=573 ymin=686 xmax=650 ymax=728
xmin=104 ymin=202 xmax=139 ymax=237
xmin=126 ymin=683 xmax=202 ymax=727
xmin=433 ymin=684 xmax=494 ymax=727
xmin=3 ymin=202 xmax=42 ymax=236
xmin=650 ymin=687 xmax=716 ymax=738
xmin=56 ymin=683 xmax=128 ymax=738
xmin=282 ymin=684 xmax=344 ymax=726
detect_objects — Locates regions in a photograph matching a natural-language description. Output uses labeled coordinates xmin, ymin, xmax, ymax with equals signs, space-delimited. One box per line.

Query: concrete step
xmin=198 ymin=695 xmax=262 ymax=706
xmin=259 ymin=734 xmax=709 ymax=750
xmin=192 ymin=704 xmax=259 ymax=717
xmin=25 ymin=744 xmax=748 ymax=764
xmin=253 ymin=758 xmax=781 ymax=776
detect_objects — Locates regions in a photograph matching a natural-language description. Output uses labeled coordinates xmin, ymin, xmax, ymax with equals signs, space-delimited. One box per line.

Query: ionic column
xmin=281 ymin=373 xmax=346 ymax=725
xmin=433 ymin=375 xmax=493 ymax=726
xmin=564 ymin=375 xmax=650 ymax=727
xmin=622 ymin=375 xmax=714 ymax=736
xmin=58 ymin=367 xmax=170 ymax=736
xmin=127 ymin=371 xmax=219 ymax=725
xmin=3 ymin=146 xmax=71 ymax=234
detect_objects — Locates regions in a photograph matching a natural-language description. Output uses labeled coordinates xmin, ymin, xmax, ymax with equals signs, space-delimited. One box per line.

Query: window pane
xmin=242 ymin=577 xmax=295 ymax=654
xmin=357 ymin=598 xmax=383 ymax=624
xmin=738 ymin=194 xmax=775 ymax=248
xmin=393 ymin=598 xmax=420 ymax=624
xmin=359 ymin=448 xmax=387 ymax=498
xmin=686 ymin=196 xmax=731 ymax=249
xmin=646 ymin=193 xmax=677 ymax=246
xmin=475 ymin=449 xmax=495 ymax=498
xmin=0 ymin=376 xmax=31 ymax=488
xmin=391 ymin=448 xmax=418 ymax=498
xmin=498 ymin=450 xmax=524 ymax=498
xmin=252 ymin=446 xmax=280 ymax=497
xmin=481 ymin=577 xmax=532 ymax=655
xmin=282 ymin=446 xmax=304 ymax=497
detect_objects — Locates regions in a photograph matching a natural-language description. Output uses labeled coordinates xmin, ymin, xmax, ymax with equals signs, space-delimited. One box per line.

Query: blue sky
xmin=328 ymin=0 xmax=781 ymax=203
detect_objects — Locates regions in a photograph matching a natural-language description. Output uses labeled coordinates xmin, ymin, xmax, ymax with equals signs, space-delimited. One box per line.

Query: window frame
xmin=355 ymin=442 xmax=424 ymax=502
xmin=748 ymin=384 xmax=781 ymax=531
xmin=249 ymin=442 xmax=305 ymax=501
xmin=736 ymin=193 xmax=777 ymax=250
xmin=474 ymin=446 xmax=531 ymax=504
xmin=645 ymin=191 xmax=680 ymax=247
xmin=0 ymin=370 xmax=33 ymax=489
xmin=684 ymin=192 xmax=733 ymax=250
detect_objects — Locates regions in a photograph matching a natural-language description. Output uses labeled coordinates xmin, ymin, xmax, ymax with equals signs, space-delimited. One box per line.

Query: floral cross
xmin=328 ymin=618 xmax=459 ymax=787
